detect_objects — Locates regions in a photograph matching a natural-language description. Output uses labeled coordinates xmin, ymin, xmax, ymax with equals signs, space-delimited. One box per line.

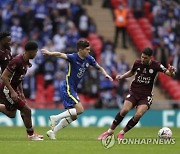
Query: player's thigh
xmin=74 ymin=102 xmax=84 ymax=115
xmin=134 ymin=104 xmax=148 ymax=119
xmin=120 ymin=100 xmax=134 ymax=115
xmin=0 ymin=103 xmax=17 ymax=118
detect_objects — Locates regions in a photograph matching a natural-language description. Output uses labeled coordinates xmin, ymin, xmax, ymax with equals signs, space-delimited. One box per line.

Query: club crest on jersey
xmin=149 ymin=69 xmax=154 ymax=74
xmin=86 ymin=63 xmax=89 ymax=67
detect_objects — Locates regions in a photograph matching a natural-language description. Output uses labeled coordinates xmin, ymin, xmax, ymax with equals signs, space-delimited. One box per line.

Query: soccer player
xmin=98 ymin=47 xmax=176 ymax=140
xmin=0 ymin=32 xmax=12 ymax=73
xmin=0 ymin=41 xmax=43 ymax=140
xmin=0 ymin=31 xmax=15 ymax=117
xmin=41 ymin=39 xmax=113 ymax=140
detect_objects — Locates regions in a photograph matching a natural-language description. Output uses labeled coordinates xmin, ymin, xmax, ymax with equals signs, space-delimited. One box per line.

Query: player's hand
xmin=17 ymin=90 xmax=26 ymax=100
xmin=116 ymin=75 xmax=123 ymax=81
xmin=11 ymin=91 xmax=19 ymax=102
xmin=168 ymin=64 xmax=176 ymax=73
xmin=41 ymin=49 xmax=51 ymax=55
xmin=106 ymin=75 xmax=113 ymax=82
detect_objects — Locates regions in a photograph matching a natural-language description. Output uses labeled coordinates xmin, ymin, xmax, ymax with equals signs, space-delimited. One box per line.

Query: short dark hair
xmin=142 ymin=47 xmax=153 ymax=56
xmin=0 ymin=31 xmax=10 ymax=40
xmin=25 ymin=41 xmax=38 ymax=51
xmin=76 ymin=39 xmax=90 ymax=51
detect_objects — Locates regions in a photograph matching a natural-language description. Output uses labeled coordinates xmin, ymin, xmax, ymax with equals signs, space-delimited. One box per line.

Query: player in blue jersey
xmin=41 ymin=39 xmax=113 ymax=140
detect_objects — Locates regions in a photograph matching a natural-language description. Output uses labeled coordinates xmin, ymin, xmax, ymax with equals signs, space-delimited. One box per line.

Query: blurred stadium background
xmin=0 ymin=0 xmax=180 ymax=128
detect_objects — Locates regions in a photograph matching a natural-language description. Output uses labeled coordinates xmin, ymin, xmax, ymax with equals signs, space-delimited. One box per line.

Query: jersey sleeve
xmin=131 ymin=60 xmax=138 ymax=72
xmin=7 ymin=58 xmax=19 ymax=73
xmin=89 ymin=56 xmax=97 ymax=67
xmin=66 ymin=54 xmax=74 ymax=62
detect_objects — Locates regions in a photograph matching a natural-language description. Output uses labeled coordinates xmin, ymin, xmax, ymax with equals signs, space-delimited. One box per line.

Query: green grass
xmin=0 ymin=127 xmax=179 ymax=154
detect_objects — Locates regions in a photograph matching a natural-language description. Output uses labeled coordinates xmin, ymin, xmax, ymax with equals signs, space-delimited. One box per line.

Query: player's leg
xmin=117 ymin=104 xmax=148 ymax=140
xmin=50 ymin=108 xmax=77 ymax=122
xmin=111 ymin=100 xmax=134 ymax=130
xmin=49 ymin=84 xmax=84 ymax=129
xmin=17 ymin=100 xmax=43 ymax=140
xmin=20 ymin=104 xmax=33 ymax=133
xmin=53 ymin=103 xmax=84 ymax=132
xmin=98 ymin=99 xmax=134 ymax=140
xmin=49 ymin=84 xmax=79 ymax=128
xmin=48 ymin=103 xmax=84 ymax=140
xmin=0 ymin=89 xmax=17 ymax=118
xmin=47 ymin=87 xmax=81 ymax=139
xmin=118 ymin=95 xmax=152 ymax=138
xmin=51 ymin=101 xmax=84 ymax=121
xmin=75 ymin=102 xmax=84 ymax=115
xmin=0 ymin=103 xmax=16 ymax=118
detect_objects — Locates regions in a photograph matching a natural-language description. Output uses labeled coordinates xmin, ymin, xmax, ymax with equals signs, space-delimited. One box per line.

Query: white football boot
xmin=46 ymin=130 xmax=56 ymax=140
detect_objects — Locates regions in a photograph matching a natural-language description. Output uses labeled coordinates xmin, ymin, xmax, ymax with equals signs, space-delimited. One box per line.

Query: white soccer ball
xmin=158 ymin=127 xmax=172 ymax=139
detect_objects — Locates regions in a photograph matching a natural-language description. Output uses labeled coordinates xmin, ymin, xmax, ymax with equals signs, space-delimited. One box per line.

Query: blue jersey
xmin=65 ymin=53 xmax=97 ymax=90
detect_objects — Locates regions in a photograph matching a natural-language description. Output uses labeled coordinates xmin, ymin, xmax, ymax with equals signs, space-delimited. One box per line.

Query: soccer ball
xmin=158 ymin=127 xmax=172 ymax=139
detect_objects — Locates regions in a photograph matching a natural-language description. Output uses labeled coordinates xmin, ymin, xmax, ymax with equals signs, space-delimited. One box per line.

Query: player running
xmin=98 ymin=47 xmax=176 ymax=141
xmin=0 ymin=41 xmax=43 ymax=140
xmin=41 ymin=39 xmax=113 ymax=140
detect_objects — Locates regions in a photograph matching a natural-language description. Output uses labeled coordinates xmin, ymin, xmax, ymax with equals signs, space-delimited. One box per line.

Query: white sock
xmin=107 ymin=129 xmax=114 ymax=133
xmin=54 ymin=117 xmax=74 ymax=134
xmin=51 ymin=108 xmax=77 ymax=121
xmin=119 ymin=130 xmax=125 ymax=135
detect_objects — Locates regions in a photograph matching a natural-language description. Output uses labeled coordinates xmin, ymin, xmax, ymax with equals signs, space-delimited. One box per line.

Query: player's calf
xmin=71 ymin=115 xmax=77 ymax=120
xmin=5 ymin=110 xmax=16 ymax=118
xmin=125 ymin=117 xmax=139 ymax=132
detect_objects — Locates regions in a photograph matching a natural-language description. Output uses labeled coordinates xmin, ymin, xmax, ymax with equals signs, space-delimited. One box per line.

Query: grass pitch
xmin=0 ymin=126 xmax=179 ymax=154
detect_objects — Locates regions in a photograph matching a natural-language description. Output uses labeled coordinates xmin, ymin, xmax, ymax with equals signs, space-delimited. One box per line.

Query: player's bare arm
xmin=116 ymin=70 xmax=135 ymax=81
xmin=18 ymin=83 xmax=25 ymax=100
xmin=41 ymin=49 xmax=68 ymax=60
xmin=164 ymin=64 xmax=176 ymax=77
xmin=1 ymin=68 xmax=18 ymax=101
xmin=95 ymin=64 xmax=113 ymax=82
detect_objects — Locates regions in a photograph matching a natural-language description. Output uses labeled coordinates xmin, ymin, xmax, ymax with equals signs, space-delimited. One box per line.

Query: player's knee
xmin=21 ymin=107 xmax=31 ymax=116
xmin=120 ymin=109 xmax=129 ymax=116
xmin=71 ymin=115 xmax=77 ymax=120
xmin=7 ymin=111 xmax=16 ymax=118
xmin=8 ymin=113 xmax=16 ymax=118
xmin=134 ymin=112 xmax=143 ymax=120
xmin=77 ymin=108 xmax=84 ymax=115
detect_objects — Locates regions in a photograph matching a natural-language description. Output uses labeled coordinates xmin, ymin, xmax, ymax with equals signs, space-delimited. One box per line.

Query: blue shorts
xmin=60 ymin=82 xmax=80 ymax=109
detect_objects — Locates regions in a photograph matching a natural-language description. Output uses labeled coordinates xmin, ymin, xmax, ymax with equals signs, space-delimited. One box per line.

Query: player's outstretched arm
xmin=164 ymin=64 xmax=176 ymax=77
xmin=116 ymin=70 xmax=135 ymax=81
xmin=96 ymin=64 xmax=113 ymax=82
xmin=41 ymin=49 xmax=68 ymax=60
